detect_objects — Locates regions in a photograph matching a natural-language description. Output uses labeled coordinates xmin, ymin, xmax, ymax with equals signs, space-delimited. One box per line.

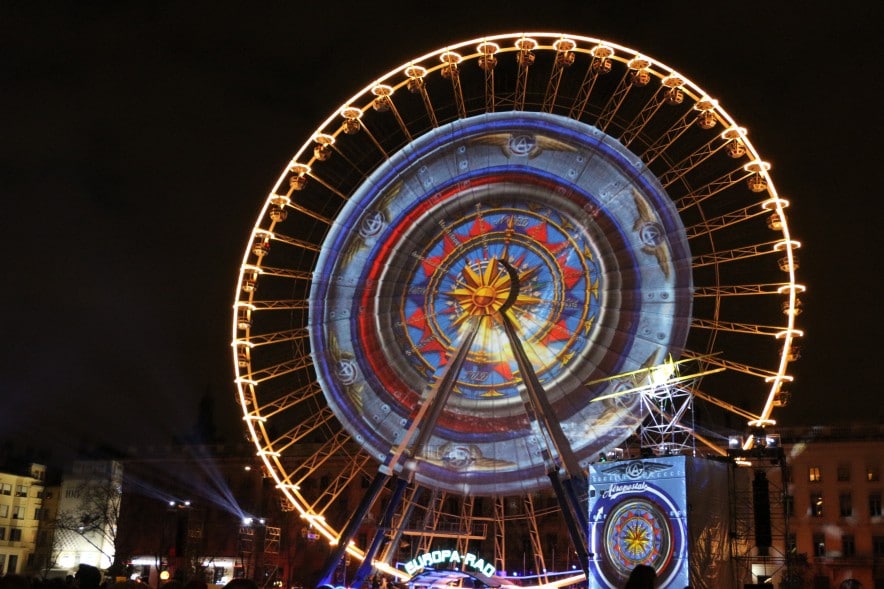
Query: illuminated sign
xmin=403 ymin=549 xmax=496 ymax=577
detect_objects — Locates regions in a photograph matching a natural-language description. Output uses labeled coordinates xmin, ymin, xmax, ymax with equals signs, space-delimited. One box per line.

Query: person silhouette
xmin=623 ymin=564 xmax=656 ymax=589
xmin=75 ymin=565 xmax=102 ymax=589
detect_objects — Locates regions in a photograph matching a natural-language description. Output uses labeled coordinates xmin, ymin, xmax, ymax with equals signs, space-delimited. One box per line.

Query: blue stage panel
xmin=588 ymin=455 xmax=733 ymax=589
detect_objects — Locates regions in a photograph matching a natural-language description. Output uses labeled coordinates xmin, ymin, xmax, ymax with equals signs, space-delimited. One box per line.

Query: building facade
xmin=48 ymin=460 xmax=124 ymax=575
xmin=0 ymin=462 xmax=47 ymax=574
xmin=10 ymin=426 xmax=880 ymax=588
xmin=782 ymin=425 xmax=884 ymax=589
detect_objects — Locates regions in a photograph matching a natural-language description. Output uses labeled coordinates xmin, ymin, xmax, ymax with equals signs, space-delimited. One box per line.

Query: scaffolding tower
xmin=727 ymin=433 xmax=788 ymax=587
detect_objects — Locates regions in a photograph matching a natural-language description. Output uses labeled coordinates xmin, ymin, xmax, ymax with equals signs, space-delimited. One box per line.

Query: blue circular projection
xmin=309 ymin=111 xmax=692 ymax=495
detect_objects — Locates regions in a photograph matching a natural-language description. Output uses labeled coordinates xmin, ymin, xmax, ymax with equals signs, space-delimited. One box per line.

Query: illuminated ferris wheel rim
xmin=230 ymin=30 xmax=803 ymax=580
xmin=237 ymin=30 xmax=802 ymax=424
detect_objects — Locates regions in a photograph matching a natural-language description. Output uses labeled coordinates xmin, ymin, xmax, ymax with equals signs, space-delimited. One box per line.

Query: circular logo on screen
xmin=604 ymin=498 xmax=673 ymax=575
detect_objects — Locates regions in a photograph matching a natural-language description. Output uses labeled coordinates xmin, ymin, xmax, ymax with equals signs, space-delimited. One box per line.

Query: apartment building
xmin=782 ymin=425 xmax=884 ymax=589
xmin=0 ymin=462 xmax=47 ymax=574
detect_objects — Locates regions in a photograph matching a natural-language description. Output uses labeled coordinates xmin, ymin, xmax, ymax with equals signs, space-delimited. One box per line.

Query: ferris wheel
xmin=231 ymin=32 xmax=802 ymax=585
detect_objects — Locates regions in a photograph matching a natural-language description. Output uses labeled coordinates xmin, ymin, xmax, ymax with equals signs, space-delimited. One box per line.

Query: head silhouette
xmin=624 ymin=564 xmax=656 ymax=589
xmin=75 ymin=565 xmax=102 ymax=589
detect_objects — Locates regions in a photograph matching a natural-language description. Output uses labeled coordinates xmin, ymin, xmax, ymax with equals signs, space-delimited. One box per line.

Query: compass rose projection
xmin=604 ymin=499 xmax=673 ymax=576
xmin=309 ymin=111 xmax=693 ymax=495
xmin=396 ymin=204 xmax=601 ymax=405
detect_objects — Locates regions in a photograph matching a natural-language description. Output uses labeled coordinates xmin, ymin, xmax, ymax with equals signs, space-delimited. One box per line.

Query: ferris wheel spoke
xmin=265 ymin=406 xmax=338 ymax=454
xmin=690 ymin=317 xmax=796 ymax=338
xmin=596 ymin=56 xmax=642 ymax=130
xmin=256 ymin=232 xmax=320 ymax=252
xmin=512 ymin=37 xmax=537 ymax=111
xmin=371 ymin=87 xmax=413 ymax=142
xmin=685 ymin=203 xmax=770 ymax=239
xmin=523 ymin=494 xmax=549 ymax=579
xmin=680 ymin=349 xmax=780 ymax=380
xmin=619 ymin=74 xmax=686 ymax=148
xmin=414 ymin=490 xmax=457 ymax=548
xmin=440 ymin=51 xmax=467 ymax=118
xmin=688 ymin=385 xmax=763 ymax=423
xmin=673 ymin=167 xmax=755 ymax=213
xmin=638 ymin=104 xmax=708 ymax=165
xmin=692 ymin=241 xmax=792 ymax=267
xmin=693 ymin=282 xmax=798 ymax=297
xmin=307 ymin=453 xmax=375 ymax=518
xmin=247 ymin=298 xmax=309 ymax=311
xmin=540 ymin=38 xmax=576 ymax=113
xmin=285 ymin=430 xmax=368 ymax=489
xmin=234 ymin=327 xmax=310 ymax=348
xmin=240 ymin=356 xmax=314 ymax=385
xmin=403 ymin=66 xmax=439 ymax=129
xmin=251 ymin=382 xmax=324 ymax=420
xmin=567 ymin=45 xmax=613 ymax=120
xmin=658 ymin=136 xmax=734 ymax=188
xmin=453 ymin=495 xmax=478 ymax=556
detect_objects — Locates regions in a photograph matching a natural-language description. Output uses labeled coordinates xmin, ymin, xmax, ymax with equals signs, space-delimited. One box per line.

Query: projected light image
xmin=310 ymin=112 xmax=692 ymax=495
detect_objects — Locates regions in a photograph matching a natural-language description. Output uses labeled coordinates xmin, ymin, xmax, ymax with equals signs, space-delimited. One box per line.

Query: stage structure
xmin=230 ymin=32 xmax=803 ymax=587
xmin=588 ymin=455 xmax=732 ymax=589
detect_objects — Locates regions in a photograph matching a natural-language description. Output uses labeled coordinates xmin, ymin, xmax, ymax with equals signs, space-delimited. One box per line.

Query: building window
xmin=837 ymin=463 xmax=850 ymax=482
xmin=787 ymin=533 xmax=797 ymax=554
xmin=870 ymin=492 xmax=882 ymax=517
xmin=10 ymin=528 xmax=22 ymax=541
xmin=0 ymin=505 xmax=8 ymax=517
xmin=808 ymin=466 xmax=822 ymax=482
xmin=839 ymin=493 xmax=853 ymax=517
xmin=33 ymin=508 xmax=44 ymax=520
xmin=869 ymin=465 xmax=881 ymax=482
xmin=0 ymin=527 xmax=5 ymax=540
xmin=842 ymin=535 xmax=855 ymax=557
xmin=14 ymin=485 xmax=26 ymax=498
xmin=0 ymin=484 xmax=10 ymax=496
xmin=811 ymin=492 xmax=824 ymax=517
xmin=11 ymin=507 xmax=24 ymax=520
xmin=813 ymin=533 xmax=826 ymax=556
xmin=873 ymin=536 xmax=884 ymax=556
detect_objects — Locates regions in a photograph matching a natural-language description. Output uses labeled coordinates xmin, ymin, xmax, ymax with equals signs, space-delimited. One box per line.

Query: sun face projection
xmin=309 ymin=111 xmax=692 ymax=495
xmin=449 ymin=257 xmax=530 ymax=318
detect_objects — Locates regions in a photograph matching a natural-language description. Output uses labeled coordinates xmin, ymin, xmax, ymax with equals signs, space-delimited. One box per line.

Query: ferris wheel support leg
xmin=317 ymin=470 xmax=390 ymax=587
xmin=497 ymin=306 xmax=584 ymax=478
xmin=548 ymin=470 xmax=590 ymax=577
xmin=378 ymin=485 xmax=424 ymax=566
xmin=351 ymin=477 xmax=410 ymax=589
xmin=561 ymin=475 xmax=590 ymax=533
xmin=387 ymin=317 xmax=482 ymax=469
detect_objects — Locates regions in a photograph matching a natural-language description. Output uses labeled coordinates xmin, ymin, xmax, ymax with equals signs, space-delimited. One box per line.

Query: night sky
xmin=3 ymin=2 xmax=881 ymax=464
